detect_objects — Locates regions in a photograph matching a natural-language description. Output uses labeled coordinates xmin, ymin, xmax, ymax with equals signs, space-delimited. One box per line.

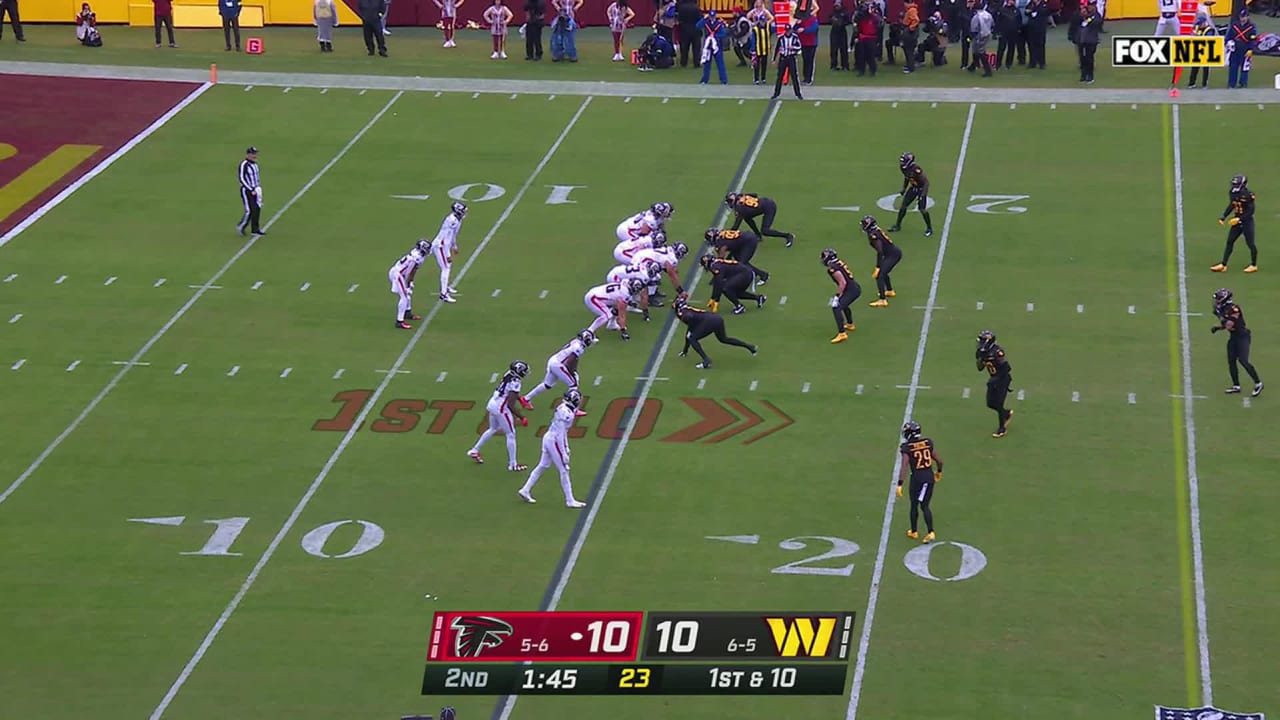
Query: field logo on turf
xmin=1112 ymin=36 xmax=1225 ymax=67
xmin=1156 ymin=705 xmax=1266 ymax=720
xmin=451 ymin=616 xmax=514 ymax=658
xmin=764 ymin=616 xmax=837 ymax=658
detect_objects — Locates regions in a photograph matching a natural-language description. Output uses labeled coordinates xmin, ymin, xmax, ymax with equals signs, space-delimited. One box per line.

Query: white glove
xmin=830 ymin=295 xmax=840 ymax=308
xmin=409 ymin=281 xmax=415 ymax=292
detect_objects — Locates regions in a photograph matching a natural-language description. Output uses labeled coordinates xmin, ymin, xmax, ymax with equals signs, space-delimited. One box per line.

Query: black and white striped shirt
xmin=238 ymin=159 xmax=260 ymax=192
xmin=776 ymin=32 xmax=801 ymax=57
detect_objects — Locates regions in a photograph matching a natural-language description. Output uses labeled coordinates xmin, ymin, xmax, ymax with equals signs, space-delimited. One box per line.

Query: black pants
xmin=854 ymin=37 xmax=878 ymax=74
xmin=1026 ymin=26 xmax=1045 ymax=68
xmin=657 ymin=24 xmax=673 ymax=44
xmin=876 ymin=246 xmax=902 ymax=299
xmin=997 ymin=32 xmax=1017 ymax=67
xmin=222 ymin=16 xmax=240 ymax=49
xmin=0 ymin=0 xmax=23 ymax=39
xmin=237 ymin=187 xmax=262 ymax=234
xmin=678 ymin=22 xmax=699 ymax=66
xmin=1221 ymin=218 xmax=1257 ymax=266
xmin=1227 ymin=331 xmax=1261 ymax=386
xmin=154 ymin=14 xmax=175 ymax=44
xmin=1189 ymin=66 xmax=1210 ymax=86
xmin=908 ymin=475 xmax=935 ymax=533
xmin=526 ymin=21 xmax=543 ymax=58
xmin=800 ymin=45 xmax=817 ymax=82
xmin=830 ymin=28 xmax=849 ymax=68
xmin=726 ymin=238 xmax=768 ymax=281
xmin=711 ymin=270 xmax=760 ymax=308
xmin=773 ymin=54 xmax=801 ymax=97
xmin=1077 ymin=42 xmax=1096 ymax=81
xmin=733 ymin=43 xmax=751 ymax=65
xmin=733 ymin=203 xmax=790 ymax=243
xmin=1015 ymin=24 xmax=1027 ymax=63
xmin=752 ymin=52 xmax=769 ymax=82
xmin=986 ymin=378 xmax=1011 ymax=428
xmin=901 ymin=32 xmax=917 ymax=71
xmin=363 ymin=18 xmax=387 ymax=53
xmin=833 ymin=282 xmax=861 ymax=333
xmin=683 ymin=316 xmax=754 ymax=364
xmin=894 ymin=187 xmax=932 ymax=231
xmin=958 ymin=33 xmax=971 ymax=66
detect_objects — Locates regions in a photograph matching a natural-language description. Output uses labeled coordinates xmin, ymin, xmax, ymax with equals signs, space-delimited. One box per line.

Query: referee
xmin=771 ymin=23 xmax=803 ymax=100
xmin=236 ymin=146 xmax=265 ymax=237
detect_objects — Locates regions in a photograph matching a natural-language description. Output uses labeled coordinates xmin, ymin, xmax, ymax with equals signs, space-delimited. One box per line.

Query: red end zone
xmin=0 ymin=74 xmax=203 ymax=238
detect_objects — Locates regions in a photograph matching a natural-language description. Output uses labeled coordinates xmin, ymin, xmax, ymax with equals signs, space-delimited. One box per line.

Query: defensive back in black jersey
xmin=899 ymin=437 xmax=938 ymax=482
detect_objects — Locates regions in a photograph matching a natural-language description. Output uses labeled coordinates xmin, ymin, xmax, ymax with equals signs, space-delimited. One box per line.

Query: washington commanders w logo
xmin=764 ymin=616 xmax=838 ymax=658
xmin=450 ymin=616 xmax=515 ymax=658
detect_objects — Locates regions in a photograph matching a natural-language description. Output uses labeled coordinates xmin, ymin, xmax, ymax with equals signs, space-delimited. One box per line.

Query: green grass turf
xmin=2 ymin=19 xmax=1278 ymax=88
xmin=0 ymin=84 xmax=1278 ymax=720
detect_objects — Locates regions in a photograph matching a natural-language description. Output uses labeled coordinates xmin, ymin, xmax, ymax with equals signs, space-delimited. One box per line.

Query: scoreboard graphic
xmin=423 ymin=610 xmax=856 ymax=696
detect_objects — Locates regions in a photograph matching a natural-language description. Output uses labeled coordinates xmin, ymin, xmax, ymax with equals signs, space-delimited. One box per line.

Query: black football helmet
xmin=563 ymin=388 xmax=583 ymax=410
xmin=415 ymin=239 xmax=431 ymax=254
xmin=724 ymin=192 xmax=740 ymax=207
xmin=650 ymin=230 xmax=668 ymax=248
xmin=1231 ymin=174 xmax=1247 ymax=193
xmin=643 ymin=261 xmax=661 ymax=280
xmin=627 ymin=278 xmax=646 ymax=295
xmin=577 ymin=329 xmax=596 ymax=347
xmin=510 ymin=360 xmax=529 ymax=378
xmin=902 ymin=421 xmax=923 ymax=442
xmin=977 ymin=330 xmax=997 ymax=354
xmin=860 ymin=215 xmax=878 ymax=233
xmin=672 ymin=242 xmax=689 ymax=260
xmin=451 ymin=201 xmax=468 ymax=219
xmin=651 ymin=201 xmax=674 ymax=220
xmin=699 ymin=253 xmax=716 ymax=270
xmin=704 ymin=227 xmax=722 ymax=244
xmin=1213 ymin=287 xmax=1233 ymax=308
xmin=673 ymin=297 xmax=689 ymax=313
xmin=900 ymin=152 xmax=916 ymax=170
xmin=820 ymin=247 xmax=838 ymax=265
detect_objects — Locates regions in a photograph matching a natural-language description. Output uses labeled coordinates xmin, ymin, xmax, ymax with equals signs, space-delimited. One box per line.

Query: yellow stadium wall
xmin=1103 ymin=0 xmax=1230 ymax=19
xmin=21 ymin=0 xmax=360 ymax=25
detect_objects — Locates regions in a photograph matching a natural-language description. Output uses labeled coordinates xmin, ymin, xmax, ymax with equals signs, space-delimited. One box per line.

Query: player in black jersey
xmin=707 ymin=227 xmax=770 ymax=284
xmin=1211 ymin=174 xmax=1259 ymax=274
xmin=725 ymin=192 xmax=796 ymax=247
xmin=976 ymin=330 xmax=1014 ymax=438
xmin=862 ymin=215 xmax=902 ymax=307
xmin=889 ymin=152 xmax=934 ymax=237
xmin=674 ymin=298 xmax=758 ymax=369
xmin=701 ymin=254 xmax=766 ymax=315
xmin=897 ymin=421 xmax=943 ymax=543
xmin=1212 ymin=288 xmax=1263 ymax=396
xmin=821 ymin=247 xmax=860 ymax=344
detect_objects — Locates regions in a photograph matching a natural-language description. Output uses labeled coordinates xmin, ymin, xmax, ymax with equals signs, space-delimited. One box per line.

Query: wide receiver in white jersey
xmin=388 ymin=241 xmax=429 ymax=330
xmin=1155 ymin=0 xmax=1180 ymax=34
xmin=614 ymin=201 xmax=674 ymax=244
xmin=633 ymin=241 xmax=689 ymax=307
xmin=429 ymin=201 xmax=467 ymax=304
xmin=467 ymin=360 xmax=530 ymax=471
xmin=584 ymin=278 xmax=644 ymax=339
xmin=607 ymin=260 xmax=662 ymax=319
xmin=518 ymin=388 xmax=587 ymax=508
xmin=521 ymin=329 xmax=595 ymax=412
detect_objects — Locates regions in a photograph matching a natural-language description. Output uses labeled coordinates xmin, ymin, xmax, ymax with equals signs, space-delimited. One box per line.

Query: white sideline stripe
xmin=0 ymin=91 xmax=405 ymax=510
xmin=0 ymin=82 xmax=213 ymax=249
xmin=148 ymin=95 xmax=596 ymax=720
xmin=188 ymin=284 xmax=222 ymax=290
xmin=846 ymin=102 xmax=976 ymax=720
xmin=112 ymin=360 xmax=150 ymax=366
xmin=66 ymin=360 xmax=80 ymax=372
xmin=494 ymin=100 xmax=783 ymax=720
xmin=895 ymin=384 xmax=931 ymax=390
xmin=1172 ymin=105 xmax=1214 ymax=705
xmin=1242 ymin=396 xmax=1252 ymax=408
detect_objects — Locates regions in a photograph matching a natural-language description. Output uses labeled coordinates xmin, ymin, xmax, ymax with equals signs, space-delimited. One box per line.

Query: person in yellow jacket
xmin=1187 ymin=13 xmax=1215 ymax=88
xmin=900 ymin=0 xmax=920 ymax=72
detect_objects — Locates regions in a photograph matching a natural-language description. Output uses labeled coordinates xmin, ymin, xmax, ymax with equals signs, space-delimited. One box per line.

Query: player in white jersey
xmin=607 ymin=261 xmax=662 ymax=319
xmin=388 ymin=241 xmax=429 ymax=330
xmin=430 ymin=202 xmax=467 ymax=303
xmin=468 ymin=360 xmax=529 ymax=470
xmin=613 ymin=232 xmax=662 ymax=265
xmin=521 ymin=329 xmax=595 ymax=412
xmin=633 ymin=241 xmax=689 ymax=307
xmin=613 ymin=201 xmax=674 ymax=243
xmin=584 ymin=279 xmax=643 ymax=339
xmin=518 ymin=388 xmax=587 ymax=507
xmin=1155 ymin=0 xmax=1180 ymax=34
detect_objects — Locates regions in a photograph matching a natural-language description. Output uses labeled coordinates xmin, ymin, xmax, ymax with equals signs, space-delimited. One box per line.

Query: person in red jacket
xmin=854 ymin=1 xmax=880 ymax=75
xmin=794 ymin=9 xmax=819 ymax=83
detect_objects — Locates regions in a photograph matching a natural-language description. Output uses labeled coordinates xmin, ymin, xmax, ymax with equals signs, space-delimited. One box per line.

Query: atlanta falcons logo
xmin=450 ymin=616 xmax=515 ymax=658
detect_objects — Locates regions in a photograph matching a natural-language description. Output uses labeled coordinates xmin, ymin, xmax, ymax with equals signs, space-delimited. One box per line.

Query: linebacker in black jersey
xmin=821 ymin=248 xmax=860 ymax=344
xmin=701 ymin=254 xmax=766 ymax=315
xmin=862 ymin=215 xmax=902 ymax=307
xmin=889 ymin=152 xmax=934 ymax=237
xmin=725 ymin=192 xmax=795 ymax=247
xmin=897 ymin=421 xmax=943 ymax=543
xmin=976 ymin=330 xmax=1014 ymax=438
xmin=1212 ymin=288 xmax=1263 ymax=396
xmin=708 ymin=227 xmax=770 ymax=284
xmin=674 ymin=298 xmax=758 ymax=369
xmin=1211 ymin=174 xmax=1259 ymax=274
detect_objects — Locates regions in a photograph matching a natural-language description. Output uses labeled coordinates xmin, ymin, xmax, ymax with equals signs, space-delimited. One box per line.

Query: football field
xmin=0 ymin=72 xmax=1277 ymax=720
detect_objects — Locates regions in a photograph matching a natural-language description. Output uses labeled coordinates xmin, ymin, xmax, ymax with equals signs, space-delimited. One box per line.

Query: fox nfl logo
xmin=1112 ymin=36 xmax=1225 ymax=67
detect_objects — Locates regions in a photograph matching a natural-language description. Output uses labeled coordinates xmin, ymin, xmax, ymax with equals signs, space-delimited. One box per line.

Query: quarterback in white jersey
xmin=518 ymin=388 xmax=587 ymax=507
xmin=430 ymin=201 xmax=467 ymax=303
xmin=388 ymin=241 xmax=429 ymax=329
xmin=521 ymin=329 xmax=595 ymax=412
xmin=468 ymin=360 xmax=530 ymax=471
xmin=584 ymin=279 xmax=643 ymax=338
xmin=614 ymin=201 xmax=674 ymax=243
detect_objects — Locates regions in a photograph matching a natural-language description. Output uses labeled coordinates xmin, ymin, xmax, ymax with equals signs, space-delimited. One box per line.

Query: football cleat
xmin=885 ymin=290 xmax=897 ymax=297
xmin=1210 ymin=264 xmax=1228 ymax=272
xmin=518 ymin=489 xmax=536 ymax=504
xmin=509 ymin=464 xmax=529 ymax=472
xmin=785 ymin=233 xmax=795 ymax=248
xmin=732 ymin=304 xmax=746 ymax=315
xmin=1244 ymin=265 xmax=1258 ymax=273
xmin=439 ymin=293 xmax=456 ymax=303
xmin=869 ymin=299 xmax=889 ymax=307
xmin=757 ymin=295 xmax=767 ymax=308
xmin=992 ymin=428 xmax=1007 ymax=438
xmin=404 ymin=313 xmax=422 ymax=321
xmin=467 ymin=450 xmax=484 ymax=464
xmin=906 ymin=529 xmax=919 ymax=539
xmin=923 ymin=531 xmax=936 ymax=544
xmin=1253 ymin=382 xmax=1264 ymax=397
xmin=831 ymin=332 xmax=849 ymax=344
xmin=1225 ymin=385 xmax=1242 ymax=394
xmin=887 ymin=224 xmax=901 ymax=232
xmin=924 ymin=229 xmax=933 ymax=237
xmin=574 ymin=409 xmax=588 ymax=417
xmin=695 ymin=361 xmax=712 ymax=369
xmin=396 ymin=321 xmax=412 ymax=330
xmin=843 ymin=323 xmax=856 ymax=331
xmin=518 ymin=396 xmax=534 ymax=410
xmin=749 ymin=345 xmax=759 ymax=355
xmin=566 ymin=500 xmax=587 ymax=508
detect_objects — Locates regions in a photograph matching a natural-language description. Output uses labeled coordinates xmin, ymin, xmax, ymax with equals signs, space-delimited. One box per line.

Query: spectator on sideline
xmin=730 ymin=6 xmax=753 ymax=66
xmin=697 ymin=7 xmax=729 ymax=84
xmin=550 ymin=5 xmax=578 ymax=61
xmin=919 ymin=10 xmax=947 ymax=65
xmin=899 ymin=0 xmax=920 ymax=72
xmin=639 ymin=23 xmax=675 ymax=68
xmin=524 ymin=0 xmax=545 ymax=59
xmin=1226 ymin=7 xmax=1256 ymax=88
xmin=359 ymin=0 xmax=388 ymax=55
xmin=750 ymin=14 xmax=771 ymax=83
xmin=854 ymin=0 xmax=880 ymax=75
xmin=655 ymin=0 xmax=676 ymax=44
xmin=484 ymin=0 xmax=513 ymax=58
xmin=746 ymin=0 xmax=773 ymax=26
xmin=0 ymin=0 xmax=24 ymax=42
xmin=607 ymin=0 xmax=635 ymax=61
xmin=314 ymin=0 xmax=338 ymax=50
xmin=76 ymin=2 xmax=102 ymax=45
xmin=381 ymin=0 xmax=391 ymax=34
xmin=1187 ymin=11 xmax=1215 ymax=87
xmin=153 ymin=0 xmax=176 ymax=46
xmin=1014 ymin=0 xmax=1028 ymax=63
xmin=996 ymin=0 xmax=1018 ymax=68
xmin=951 ymin=0 xmax=972 ymax=66
xmin=220 ymin=0 xmax=241 ymax=50
xmin=1025 ymin=0 xmax=1047 ymax=68
xmin=829 ymin=0 xmax=852 ymax=70
xmin=1072 ymin=0 xmax=1100 ymax=82
xmin=967 ymin=0 xmax=993 ymax=75
xmin=676 ymin=0 xmax=702 ymax=66
xmin=795 ymin=8 xmax=819 ymax=83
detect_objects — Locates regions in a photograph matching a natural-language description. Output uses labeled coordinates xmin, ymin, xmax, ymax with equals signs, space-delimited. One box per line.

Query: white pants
xmin=389 ymin=269 xmax=412 ymax=320
xmin=613 ymin=244 xmax=642 ymax=265
xmin=616 ymin=221 xmax=643 ymax=244
xmin=541 ymin=361 xmax=577 ymax=390
xmin=584 ymin=292 xmax=614 ymax=332
xmin=521 ymin=433 xmax=575 ymax=502
xmin=485 ymin=400 xmax=516 ymax=434
xmin=434 ymin=244 xmax=453 ymax=295
xmin=1155 ymin=15 xmax=1180 ymax=35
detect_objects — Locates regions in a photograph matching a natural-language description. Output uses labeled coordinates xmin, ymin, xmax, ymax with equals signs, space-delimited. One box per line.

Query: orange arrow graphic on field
xmin=659 ymin=398 xmax=793 ymax=444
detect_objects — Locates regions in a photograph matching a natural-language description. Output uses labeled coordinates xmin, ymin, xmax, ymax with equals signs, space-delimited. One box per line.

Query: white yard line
xmin=0 ymin=91 xmax=404 ymax=509
xmin=147 ymin=95 xmax=594 ymax=720
xmin=846 ymin=102 xmax=977 ymax=720
xmin=494 ymin=99 xmax=782 ymax=720
xmin=0 ymin=82 xmax=213 ymax=248
xmin=1171 ymin=104 xmax=1214 ymax=705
